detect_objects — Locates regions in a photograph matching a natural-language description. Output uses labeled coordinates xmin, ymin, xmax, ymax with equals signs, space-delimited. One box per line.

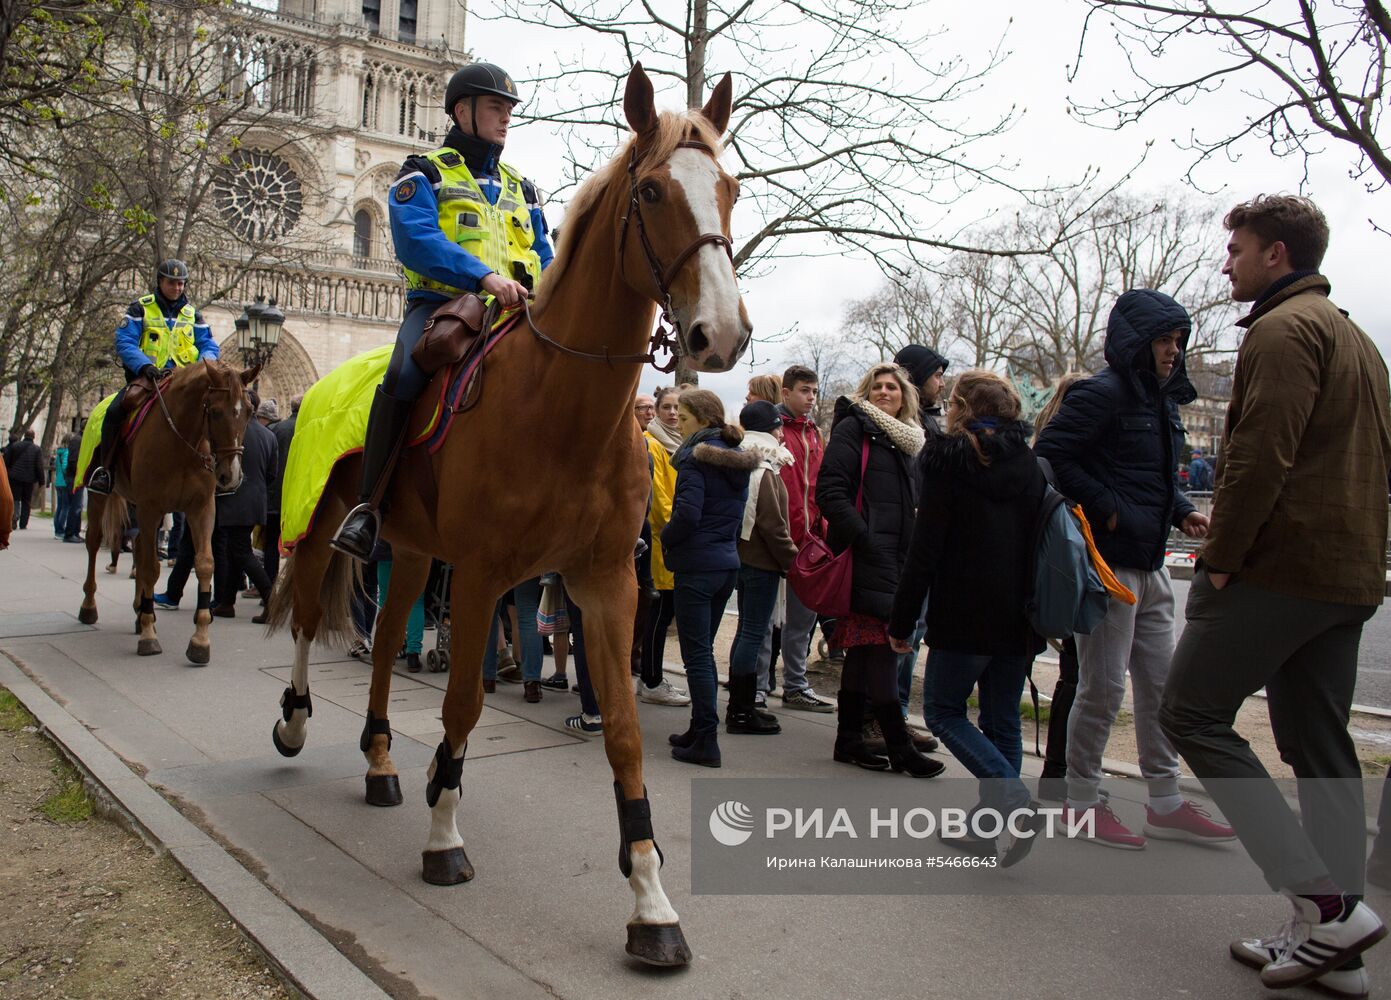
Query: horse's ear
xmin=700 ymin=72 xmax=733 ymax=136
xmin=624 ymin=62 xmax=657 ymax=136
xmin=240 ymin=364 xmax=262 ymax=387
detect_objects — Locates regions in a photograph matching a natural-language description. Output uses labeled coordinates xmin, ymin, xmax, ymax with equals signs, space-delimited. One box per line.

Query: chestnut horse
xmin=264 ymin=64 xmax=750 ymax=966
xmin=79 ymin=360 xmax=260 ymax=663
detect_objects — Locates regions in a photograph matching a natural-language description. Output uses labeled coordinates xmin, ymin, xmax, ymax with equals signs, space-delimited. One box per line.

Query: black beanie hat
xmin=893 ymin=344 xmax=949 ymax=389
xmin=739 ymin=400 xmax=782 ymax=433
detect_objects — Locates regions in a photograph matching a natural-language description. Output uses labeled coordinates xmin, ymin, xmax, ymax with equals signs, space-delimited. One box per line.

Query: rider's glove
xmin=139 ymin=364 xmax=159 ymax=380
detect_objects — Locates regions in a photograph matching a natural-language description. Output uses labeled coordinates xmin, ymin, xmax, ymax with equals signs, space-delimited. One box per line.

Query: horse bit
xmin=523 ymin=139 xmax=735 ymax=373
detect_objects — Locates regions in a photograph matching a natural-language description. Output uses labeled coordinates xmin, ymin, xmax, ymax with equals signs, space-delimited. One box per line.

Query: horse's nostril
xmin=686 ymin=323 xmax=710 ymax=356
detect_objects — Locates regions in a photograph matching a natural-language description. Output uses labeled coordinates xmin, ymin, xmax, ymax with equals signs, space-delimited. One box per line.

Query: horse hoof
xmin=77 ymin=607 xmax=97 ymax=625
xmin=421 ymin=847 xmax=474 ymax=885
xmin=271 ymin=722 xmax=303 ymax=758
xmin=626 ymin=923 xmax=692 ymax=967
xmin=365 ymin=773 xmax=403 ymax=807
xmin=137 ymin=638 xmax=162 ymax=656
xmin=185 ymin=642 xmax=210 ymax=666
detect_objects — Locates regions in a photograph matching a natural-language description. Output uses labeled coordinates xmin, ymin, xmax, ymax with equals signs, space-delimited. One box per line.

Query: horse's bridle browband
xmin=524 ymin=139 xmax=734 ymax=374
xmin=151 ymin=371 xmax=244 ymax=476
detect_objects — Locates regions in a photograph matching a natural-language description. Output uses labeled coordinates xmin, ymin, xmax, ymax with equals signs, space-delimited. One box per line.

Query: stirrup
xmin=87 ymin=467 xmax=113 ymax=495
xmin=330 ymin=502 xmax=380 ymax=562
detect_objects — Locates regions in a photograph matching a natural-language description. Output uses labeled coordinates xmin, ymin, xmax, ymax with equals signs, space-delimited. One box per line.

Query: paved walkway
xmin=1 ymin=528 xmax=1385 ymax=999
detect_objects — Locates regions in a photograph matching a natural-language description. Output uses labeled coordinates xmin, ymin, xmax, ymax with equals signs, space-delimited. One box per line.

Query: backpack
xmin=1025 ymin=459 xmax=1110 ymax=640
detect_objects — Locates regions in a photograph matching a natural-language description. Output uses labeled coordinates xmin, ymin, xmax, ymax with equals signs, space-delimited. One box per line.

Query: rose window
xmin=214 ymin=149 xmax=303 ymax=241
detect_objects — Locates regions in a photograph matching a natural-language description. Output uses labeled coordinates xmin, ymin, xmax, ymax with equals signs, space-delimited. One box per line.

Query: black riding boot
xmin=87 ymin=396 xmax=126 ymax=495
xmin=873 ymin=702 xmax=945 ymax=778
xmin=331 ymin=387 xmax=415 ymax=562
xmin=833 ymin=690 xmax=889 ymax=770
xmin=727 ymin=674 xmax=780 ymax=735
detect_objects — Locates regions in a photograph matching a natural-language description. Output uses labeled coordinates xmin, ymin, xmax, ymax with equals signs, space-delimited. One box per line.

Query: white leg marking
xmin=628 ymin=841 xmax=679 ymax=925
xmin=276 ymin=633 xmax=312 ymax=750
xmin=425 ymin=740 xmax=467 ymax=852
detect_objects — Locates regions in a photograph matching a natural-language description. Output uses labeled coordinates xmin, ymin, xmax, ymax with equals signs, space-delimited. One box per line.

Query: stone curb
xmin=0 ymin=652 xmax=391 ymax=1000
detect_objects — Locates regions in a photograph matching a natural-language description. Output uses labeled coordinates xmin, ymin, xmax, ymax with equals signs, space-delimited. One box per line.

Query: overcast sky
xmin=469 ymin=0 xmax=1389 ymax=413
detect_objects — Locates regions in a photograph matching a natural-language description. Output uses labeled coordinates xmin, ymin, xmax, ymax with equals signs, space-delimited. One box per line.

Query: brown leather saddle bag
xmin=411 ymin=294 xmax=490 ymax=375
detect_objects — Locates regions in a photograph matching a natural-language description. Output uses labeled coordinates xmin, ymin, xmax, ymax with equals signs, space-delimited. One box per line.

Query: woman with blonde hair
xmin=815 ymin=362 xmax=943 ymax=778
xmin=746 ymin=373 xmax=782 ymax=404
xmin=889 ymin=369 xmax=1048 ymax=864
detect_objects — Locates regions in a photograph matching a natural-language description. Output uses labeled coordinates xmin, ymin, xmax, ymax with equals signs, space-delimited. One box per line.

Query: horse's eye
xmin=640 ymin=184 xmax=660 ymax=204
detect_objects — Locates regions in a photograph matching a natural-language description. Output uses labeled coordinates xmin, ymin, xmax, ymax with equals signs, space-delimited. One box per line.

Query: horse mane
xmin=534 ymin=110 xmax=726 ymax=311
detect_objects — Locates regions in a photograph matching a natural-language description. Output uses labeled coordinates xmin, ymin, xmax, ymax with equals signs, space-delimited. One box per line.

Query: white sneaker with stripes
xmin=1258 ymin=895 xmax=1386 ymax=989
xmin=1230 ymin=916 xmax=1370 ymax=997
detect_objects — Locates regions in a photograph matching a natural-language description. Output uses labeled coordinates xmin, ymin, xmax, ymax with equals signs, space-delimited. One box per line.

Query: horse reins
xmin=521 ymin=139 xmax=735 ymax=374
xmin=150 ymin=371 xmax=244 ymax=476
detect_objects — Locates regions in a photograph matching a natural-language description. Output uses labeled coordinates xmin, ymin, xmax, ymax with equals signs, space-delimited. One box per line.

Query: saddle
xmin=411 ymin=294 xmax=491 ymax=375
xmin=118 ymin=370 xmax=172 ymax=441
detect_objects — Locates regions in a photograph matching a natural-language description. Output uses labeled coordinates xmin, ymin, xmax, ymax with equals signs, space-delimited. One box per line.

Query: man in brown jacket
xmin=1160 ymin=195 xmax=1391 ymax=994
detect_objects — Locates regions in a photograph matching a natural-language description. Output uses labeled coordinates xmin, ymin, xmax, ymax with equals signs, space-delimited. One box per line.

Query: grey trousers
xmin=1066 ymin=567 xmax=1182 ymax=805
xmin=1160 ymin=570 xmax=1374 ymax=893
xmin=758 ymin=582 xmax=818 ymax=695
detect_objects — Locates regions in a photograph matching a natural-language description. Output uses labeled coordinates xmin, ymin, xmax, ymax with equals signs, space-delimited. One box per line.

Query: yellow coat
xmin=645 ymin=432 xmax=677 ymax=590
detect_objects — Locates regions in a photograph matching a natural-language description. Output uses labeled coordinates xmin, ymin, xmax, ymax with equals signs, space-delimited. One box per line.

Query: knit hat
xmin=739 ymin=400 xmax=781 ymax=433
xmin=256 ymin=399 xmax=280 ymax=421
xmin=893 ymin=344 xmax=948 ymax=390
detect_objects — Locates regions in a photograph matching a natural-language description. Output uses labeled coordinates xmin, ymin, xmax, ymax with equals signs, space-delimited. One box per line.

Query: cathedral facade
xmin=204 ymin=0 xmax=466 ymax=407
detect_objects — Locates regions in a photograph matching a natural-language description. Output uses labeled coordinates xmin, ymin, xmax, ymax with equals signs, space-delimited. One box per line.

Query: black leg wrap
xmin=196 ymin=590 xmax=212 ymax=610
xmin=279 ymin=686 xmax=313 ymax=723
xmin=139 ymin=596 xmax=154 ymax=615
xmin=359 ymin=710 xmax=392 ymax=753
xmin=614 ymin=781 xmax=664 ymax=878
xmin=425 ymin=738 xmax=466 ymax=809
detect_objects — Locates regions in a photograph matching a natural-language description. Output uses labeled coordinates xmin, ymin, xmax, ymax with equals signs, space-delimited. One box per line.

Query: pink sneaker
xmin=1144 ymin=801 xmax=1237 ymax=843
xmin=1066 ymin=803 xmax=1146 ymax=850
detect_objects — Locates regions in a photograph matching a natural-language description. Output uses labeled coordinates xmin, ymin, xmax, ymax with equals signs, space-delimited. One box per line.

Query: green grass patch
xmin=1365 ymin=755 xmax=1391 ymax=772
xmin=0 ymin=689 xmax=34 ymax=732
xmin=40 ymin=762 xmax=92 ymax=823
xmin=1020 ymin=698 xmax=1051 ymax=723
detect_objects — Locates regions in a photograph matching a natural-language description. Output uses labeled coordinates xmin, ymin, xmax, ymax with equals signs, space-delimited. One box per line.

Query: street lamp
xmin=235 ymin=293 xmax=286 ymax=388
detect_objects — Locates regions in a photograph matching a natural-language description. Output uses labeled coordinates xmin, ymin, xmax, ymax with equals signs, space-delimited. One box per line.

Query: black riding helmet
xmin=444 ymin=62 xmax=521 ymax=136
xmin=156 ymin=259 xmax=190 ymax=284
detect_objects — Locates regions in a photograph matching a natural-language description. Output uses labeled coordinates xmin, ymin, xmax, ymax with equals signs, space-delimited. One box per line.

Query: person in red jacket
xmin=769 ymin=364 xmax=834 ymax=712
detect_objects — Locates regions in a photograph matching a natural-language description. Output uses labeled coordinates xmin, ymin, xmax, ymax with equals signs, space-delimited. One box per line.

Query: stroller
xmin=422 ymin=560 xmax=452 ymax=673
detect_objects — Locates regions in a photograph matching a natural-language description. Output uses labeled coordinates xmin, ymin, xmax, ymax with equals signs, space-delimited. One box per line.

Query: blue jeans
xmin=674 ymin=568 xmax=737 ymax=735
xmin=482 ymin=578 xmax=544 ymax=681
xmin=924 ymin=649 xmax=1033 ymax=813
xmin=896 ymin=598 xmax=929 ymax=714
xmin=377 ymin=560 xmax=425 ymax=654
xmin=730 ymin=566 xmax=779 ymax=678
xmin=566 ymin=598 xmax=599 ymax=717
xmin=54 ymin=486 xmax=71 ymax=536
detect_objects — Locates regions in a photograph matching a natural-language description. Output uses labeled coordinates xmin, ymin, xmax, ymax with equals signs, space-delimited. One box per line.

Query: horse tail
xmin=102 ymin=494 xmax=128 ymax=551
xmin=264 ymin=545 xmax=358 ymax=646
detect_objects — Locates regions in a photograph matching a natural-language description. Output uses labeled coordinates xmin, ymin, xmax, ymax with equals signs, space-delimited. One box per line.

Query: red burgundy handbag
xmin=787 ymin=436 xmax=869 ymax=617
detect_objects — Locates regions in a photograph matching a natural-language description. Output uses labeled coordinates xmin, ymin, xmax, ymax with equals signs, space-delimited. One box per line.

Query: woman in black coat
xmin=888 ymin=370 xmax=1047 ymax=864
xmin=815 ymin=363 xmax=943 ymax=778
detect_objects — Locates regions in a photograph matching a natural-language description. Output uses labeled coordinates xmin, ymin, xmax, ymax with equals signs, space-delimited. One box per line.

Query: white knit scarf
xmin=738 ymin=430 xmax=794 ymax=541
xmin=853 ymin=398 xmax=925 ymax=456
xmin=646 ymin=417 xmax=684 ymax=455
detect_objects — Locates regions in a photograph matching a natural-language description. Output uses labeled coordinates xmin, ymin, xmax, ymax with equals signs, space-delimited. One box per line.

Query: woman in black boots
xmin=815 ymin=363 xmax=944 ymax=779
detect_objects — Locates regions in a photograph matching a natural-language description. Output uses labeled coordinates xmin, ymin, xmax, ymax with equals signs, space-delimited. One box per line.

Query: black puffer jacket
xmin=815 ymin=397 xmax=920 ymax=620
xmin=889 ymin=423 xmax=1047 ymax=656
xmin=1034 ymin=289 xmax=1197 ymax=572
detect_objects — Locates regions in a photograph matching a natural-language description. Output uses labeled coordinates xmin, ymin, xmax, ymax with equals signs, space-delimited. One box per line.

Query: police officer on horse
xmin=88 ymin=259 xmax=221 ymax=495
xmin=331 ymin=61 xmax=555 ymax=561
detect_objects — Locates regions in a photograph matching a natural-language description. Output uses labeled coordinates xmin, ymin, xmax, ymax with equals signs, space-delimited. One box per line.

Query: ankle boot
xmin=727 ymin=675 xmax=781 ymax=734
xmin=834 ymin=690 xmax=889 ymax=770
xmin=332 ymin=387 xmax=415 ymax=562
xmin=668 ymin=727 xmax=696 ymax=748
xmin=874 ymin=702 xmax=945 ymax=778
xmin=671 ymin=731 xmax=721 ymax=767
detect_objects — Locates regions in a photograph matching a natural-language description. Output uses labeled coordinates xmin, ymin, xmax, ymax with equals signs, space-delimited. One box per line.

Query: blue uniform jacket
xmin=389 ymin=125 xmax=554 ymax=304
xmin=115 ymin=293 xmax=219 ymax=375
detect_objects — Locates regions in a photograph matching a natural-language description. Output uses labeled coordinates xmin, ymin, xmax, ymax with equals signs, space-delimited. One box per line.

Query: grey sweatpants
xmin=758 ymin=581 xmax=819 ymax=696
xmin=1066 ymin=566 xmax=1182 ymax=805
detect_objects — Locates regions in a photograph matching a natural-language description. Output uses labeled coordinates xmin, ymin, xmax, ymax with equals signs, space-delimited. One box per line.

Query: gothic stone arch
xmin=217 ymin=326 xmax=320 ymax=412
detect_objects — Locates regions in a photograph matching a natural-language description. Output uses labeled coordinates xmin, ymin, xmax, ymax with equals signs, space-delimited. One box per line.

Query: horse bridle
xmin=151 ymin=371 xmax=245 ymax=477
xmin=524 ymin=139 xmax=735 ymax=373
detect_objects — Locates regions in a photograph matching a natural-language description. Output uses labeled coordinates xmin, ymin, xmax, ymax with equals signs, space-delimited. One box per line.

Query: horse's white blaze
xmin=667 ymin=149 xmax=746 ymax=361
xmin=425 ymin=740 xmax=467 ymax=852
xmin=276 ymin=632 xmax=312 ymax=749
xmin=627 ymin=842 xmax=679 ymax=925
xmin=224 ymin=455 xmax=242 ymax=487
